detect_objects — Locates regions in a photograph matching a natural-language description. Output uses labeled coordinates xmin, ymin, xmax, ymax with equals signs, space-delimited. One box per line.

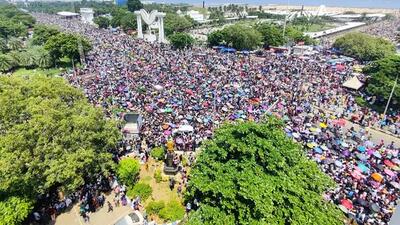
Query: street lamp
xmin=383 ymin=74 xmax=398 ymax=118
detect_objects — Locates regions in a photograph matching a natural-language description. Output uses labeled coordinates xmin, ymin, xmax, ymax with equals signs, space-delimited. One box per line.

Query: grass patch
xmin=294 ymin=23 xmax=336 ymax=32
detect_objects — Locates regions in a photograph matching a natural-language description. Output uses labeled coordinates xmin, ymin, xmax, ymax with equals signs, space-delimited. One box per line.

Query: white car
xmin=114 ymin=211 xmax=144 ymax=225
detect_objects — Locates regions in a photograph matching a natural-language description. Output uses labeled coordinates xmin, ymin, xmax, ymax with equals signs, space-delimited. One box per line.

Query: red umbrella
xmin=384 ymin=160 xmax=395 ymax=168
xmin=341 ymin=199 xmax=353 ymax=210
xmin=333 ymin=119 xmax=346 ymax=127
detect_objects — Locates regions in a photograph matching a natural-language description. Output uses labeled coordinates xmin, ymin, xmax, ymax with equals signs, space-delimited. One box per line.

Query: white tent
xmin=343 ymin=76 xmax=364 ymax=90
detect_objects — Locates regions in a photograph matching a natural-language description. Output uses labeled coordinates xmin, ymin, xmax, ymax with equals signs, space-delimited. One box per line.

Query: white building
xmin=80 ymin=8 xmax=94 ymax=24
xmin=186 ymin=10 xmax=205 ymax=23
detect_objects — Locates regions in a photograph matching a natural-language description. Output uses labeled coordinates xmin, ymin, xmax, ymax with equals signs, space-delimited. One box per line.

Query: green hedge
xmin=145 ymin=200 xmax=165 ymax=215
xmin=159 ymin=200 xmax=185 ymax=222
xmin=127 ymin=182 xmax=153 ymax=201
xmin=151 ymin=147 xmax=165 ymax=161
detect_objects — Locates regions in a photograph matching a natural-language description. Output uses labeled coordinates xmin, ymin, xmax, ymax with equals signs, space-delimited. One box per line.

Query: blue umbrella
xmin=357 ymin=153 xmax=368 ymax=161
xmin=373 ymin=152 xmax=382 ymax=159
xmin=357 ymin=146 xmax=366 ymax=153
xmin=357 ymin=163 xmax=369 ymax=173
xmin=314 ymin=147 xmax=322 ymax=154
xmin=335 ymin=160 xmax=343 ymax=167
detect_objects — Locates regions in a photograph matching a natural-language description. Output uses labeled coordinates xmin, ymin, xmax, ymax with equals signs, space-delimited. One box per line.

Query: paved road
xmin=55 ymin=193 xmax=132 ymax=225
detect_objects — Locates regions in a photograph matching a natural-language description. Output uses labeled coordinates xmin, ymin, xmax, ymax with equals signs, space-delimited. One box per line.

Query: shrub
xmin=127 ymin=182 xmax=153 ymax=201
xmin=146 ymin=200 xmax=165 ymax=215
xmin=159 ymin=200 xmax=185 ymax=221
xmin=154 ymin=169 xmax=162 ymax=183
xmin=117 ymin=158 xmax=140 ymax=186
xmin=151 ymin=147 xmax=165 ymax=161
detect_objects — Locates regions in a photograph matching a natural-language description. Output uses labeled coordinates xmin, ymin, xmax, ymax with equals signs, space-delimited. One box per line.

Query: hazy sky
xmin=154 ymin=0 xmax=400 ymax=8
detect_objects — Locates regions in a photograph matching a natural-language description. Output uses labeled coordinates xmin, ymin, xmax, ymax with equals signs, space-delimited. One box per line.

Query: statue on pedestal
xmin=164 ymin=139 xmax=178 ymax=174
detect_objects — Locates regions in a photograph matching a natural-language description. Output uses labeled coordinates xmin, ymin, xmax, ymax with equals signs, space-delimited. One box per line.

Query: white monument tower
xmin=80 ymin=8 xmax=94 ymax=24
xmin=134 ymin=9 xmax=166 ymax=43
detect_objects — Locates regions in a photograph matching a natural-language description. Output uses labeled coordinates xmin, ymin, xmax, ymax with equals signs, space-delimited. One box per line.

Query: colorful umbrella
xmin=321 ymin=145 xmax=328 ymax=151
xmin=314 ymin=147 xmax=322 ymax=154
xmin=357 ymin=163 xmax=369 ymax=173
xmin=333 ymin=118 xmax=346 ymax=127
xmin=341 ymin=142 xmax=349 ymax=148
xmin=307 ymin=143 xmax=316 ymax=148
xmin=357 ymin=146 xmax=366 ymax=152
xmin=357 ymin=153 xmax=368 ymax=161
xmin=392 ymin=158 xmax=400 ymax=165
xmin=341 ymin=199 xmax=353 ymax=210
xmin=390 ymin=181 xmax=400 ymax=189
xmin=371 ymin=173 xmax=383 ymax=182
xmin=373 ymin=151 xmax=382 ymax=159
xmin=384 ymin=160 xmax=395 ymax=168
xmin=384 ymin=168 xmax=396 ymax=177
xmin=335 ymin=160 xmax=343 ymax=167
xmin=351 ymin=170 xmax=363 ymax=180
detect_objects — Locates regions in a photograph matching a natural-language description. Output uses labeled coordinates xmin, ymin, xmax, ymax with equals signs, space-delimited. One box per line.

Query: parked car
xmin=113 ymin=211 xmax=144 ymax=225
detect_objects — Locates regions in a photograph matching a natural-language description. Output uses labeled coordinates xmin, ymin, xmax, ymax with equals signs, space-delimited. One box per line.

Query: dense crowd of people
xmin=360 ymin=17 xmax=400 ymax=43
xmin=33 ymin=13 xmax=400 ymax=224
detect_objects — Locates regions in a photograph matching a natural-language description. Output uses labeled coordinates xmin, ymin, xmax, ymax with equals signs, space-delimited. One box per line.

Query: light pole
xmin=383 ymin=74 xmax=398 ymax=118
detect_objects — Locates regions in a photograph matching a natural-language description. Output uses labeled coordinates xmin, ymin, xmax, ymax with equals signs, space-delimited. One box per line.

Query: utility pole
xmin=383 ymin=74 xmax=398 ymax=118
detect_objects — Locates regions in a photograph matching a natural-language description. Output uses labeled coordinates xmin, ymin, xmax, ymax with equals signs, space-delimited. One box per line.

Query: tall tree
xmin=256 ymin=23 xmax=285 ymax=47
xmin=333 ymin=32 xmax=395 ymax=62
xmin=127 ymin=0 xmax=143 ymax=12
xmin=218 ymin=24 xmax=262 ymax=50
xmin=364 ymin=55 xmax=400 ymax=106
xmin=93 ymin=16 xmax=111 ymax=29
xmin=0 ymin=75 xmax=120 ymax=224
xmin=169 ymin=32 xmax=194 ymax=49
xmin=186 ymin=117 xmax=343 ymax=224
xmin=44 ymin=33 xmax=92 ymax=63
xmin=32 ymin=24 xmax=60 ymax=46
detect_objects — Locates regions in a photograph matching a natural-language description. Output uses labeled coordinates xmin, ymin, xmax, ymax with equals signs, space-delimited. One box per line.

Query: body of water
xmin=152 ymin=0 xmax=400 ymax=9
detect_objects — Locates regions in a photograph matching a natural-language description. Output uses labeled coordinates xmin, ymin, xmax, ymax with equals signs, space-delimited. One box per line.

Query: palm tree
xmin=0 ymin=38 xmax=7 ymax=53
xmin=33 ymin=47 xmax=52 ymax=68
xmin=18 ymin=50 xmax=36 ymax=68
xmin=0 ymin=54 xmax=15 ymax=73
xmin=7 ymin=37 xmax=23 ymax=51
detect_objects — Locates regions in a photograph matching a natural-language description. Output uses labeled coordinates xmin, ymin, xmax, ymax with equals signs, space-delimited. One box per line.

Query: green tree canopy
xmin=94 ymin=16 xmax=111 ymax=29
xmin=212 ymin=24 xmax=262 ymax=50
xmin=364 ymin=55 xmax=400 ymax=106
xmin=256 ymin=23 xmax=285 ymax=47
xmin=120 ymin=13 xmax=137 ymax=32
xmin=44 ymin=32 xmax=92 ymax=63
xmin=207 ymin=30 xmax=224 ymax=47
xmin=169 ymin=32 xmax=194 ymax=49
xmin=164 ymin=13 xmax=194 ymax=36
xmin=117 ymin=158 xmax=140 ymax=186
xmin=0 ymin=75 xmax=120 ymax=224
xmin=0 ymin=196 xmax=33 ymax=225
xmin=333 ymin=32 xmax=395 ymax=61
xmin=127 ymin=0 xmax=143 ymax=12
xmin=32 ymin=24 xmax=60 ymax=46
xmin=186 ymin=117 xmax=343 ymax=225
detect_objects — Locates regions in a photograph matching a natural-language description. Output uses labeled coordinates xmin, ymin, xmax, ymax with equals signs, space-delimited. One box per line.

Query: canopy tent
xmin=343 ymin=76 xmax=364 ymax=90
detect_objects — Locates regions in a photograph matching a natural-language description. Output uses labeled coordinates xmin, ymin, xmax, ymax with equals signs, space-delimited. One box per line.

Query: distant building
xmin=186 ymin=10 xmax=205 ymax=23
xmin=80 ymin=8 xmax=94 ymax=24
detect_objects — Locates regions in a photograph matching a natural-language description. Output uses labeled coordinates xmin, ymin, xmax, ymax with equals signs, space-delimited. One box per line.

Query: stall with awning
xmin=343 ymin=76 xmax=364 ymax=90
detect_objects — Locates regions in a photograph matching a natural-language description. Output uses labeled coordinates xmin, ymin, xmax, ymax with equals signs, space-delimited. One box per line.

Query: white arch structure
xmin=134 ymin=9 xmax=166 ymax=43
